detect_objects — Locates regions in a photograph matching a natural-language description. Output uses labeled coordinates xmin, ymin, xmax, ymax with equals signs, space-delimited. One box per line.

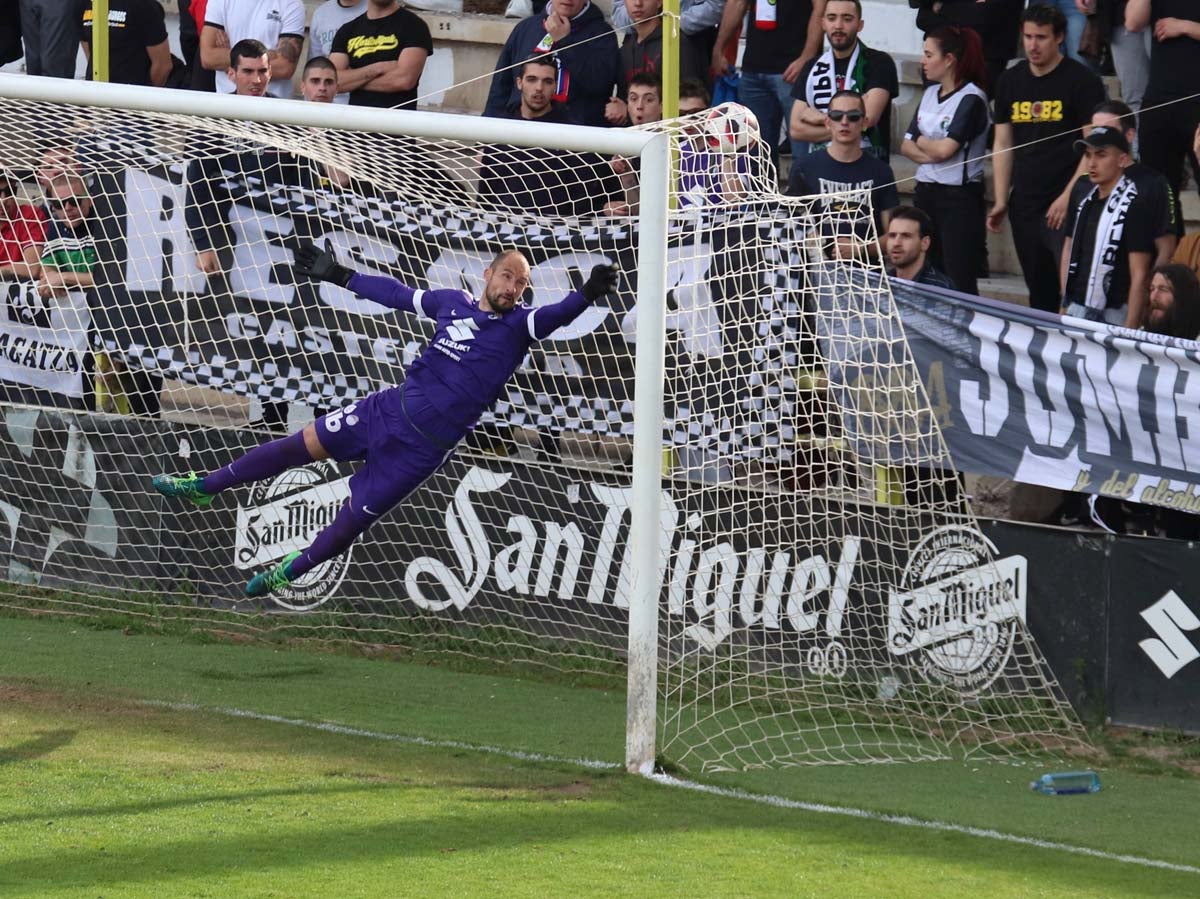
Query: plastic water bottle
xmin=1029 ymin=771 xmax=1101 ymax=795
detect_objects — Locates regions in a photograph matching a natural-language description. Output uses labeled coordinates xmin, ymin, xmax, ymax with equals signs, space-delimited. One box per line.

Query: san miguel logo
xmin=887 ymin=526 xmax=1026 ymax=692
xmin=402 ymin=466 xmax=862 ymax=680
xmin=234 ymin=461 xmax=351 ymax=611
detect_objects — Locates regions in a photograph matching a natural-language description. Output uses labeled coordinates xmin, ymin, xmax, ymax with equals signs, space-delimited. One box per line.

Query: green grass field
xmin=1 ymin=614 xmax=1197 ymax=898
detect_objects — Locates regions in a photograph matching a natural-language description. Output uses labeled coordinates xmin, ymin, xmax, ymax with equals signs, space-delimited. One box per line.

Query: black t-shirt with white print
xmin=789 ymin=149 xmax=899 ymax=238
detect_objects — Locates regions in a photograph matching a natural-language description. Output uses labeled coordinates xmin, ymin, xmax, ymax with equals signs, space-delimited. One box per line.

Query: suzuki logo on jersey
xmin=434 ymin=317 xmax=479 ymax=362
xmin=446 ymin=318 xmax=479 ymax=343
xmin=1138 ymin=590 xmax=1200 ymax=678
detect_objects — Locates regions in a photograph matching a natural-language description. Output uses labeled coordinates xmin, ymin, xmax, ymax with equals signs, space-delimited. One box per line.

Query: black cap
xmin=1074 ymin=126 xmax=1131 ymax=154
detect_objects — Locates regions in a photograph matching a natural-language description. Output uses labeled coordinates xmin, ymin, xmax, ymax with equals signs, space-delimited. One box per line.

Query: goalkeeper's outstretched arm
xmin=528 ymin=264 xmax=621 ymax=340
xmin=294 ymin=245 xmax=620 ymax=332
xmin=293 ymin=243 xmax=429 ymax=315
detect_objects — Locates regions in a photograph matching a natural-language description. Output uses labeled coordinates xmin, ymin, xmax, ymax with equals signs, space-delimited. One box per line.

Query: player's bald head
xmin=481 ymin=250 xmax=531 ymax=314
xmin=489 ymin=249 xmax=529 ymax=271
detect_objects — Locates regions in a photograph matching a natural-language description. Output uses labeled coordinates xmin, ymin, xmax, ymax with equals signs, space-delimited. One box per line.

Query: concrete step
xmin=976 ymin=274 xmax=1031 ymax=308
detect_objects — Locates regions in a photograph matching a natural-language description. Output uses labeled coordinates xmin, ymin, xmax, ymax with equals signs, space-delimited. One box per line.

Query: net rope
xmin=0 ymin=91 xmax=1086 ymax=770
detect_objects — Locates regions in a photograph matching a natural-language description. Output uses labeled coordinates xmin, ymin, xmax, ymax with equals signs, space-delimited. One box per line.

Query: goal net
xmin=0 ymin=79 xmax=1085 ymax=772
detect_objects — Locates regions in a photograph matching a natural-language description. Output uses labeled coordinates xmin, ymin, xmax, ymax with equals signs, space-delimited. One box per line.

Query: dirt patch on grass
xmin=322 ymin=768 xmax=400 ymax=784
xmin=1101 ymin=726 xmax=1200 ymax=777
xmin=534 ymin=778 xmax=593 ymax=799
xmin=1124 ymin=745 xmax=1200 ymax=776
xmin=0 ymin=680 xmax=154 ymax=720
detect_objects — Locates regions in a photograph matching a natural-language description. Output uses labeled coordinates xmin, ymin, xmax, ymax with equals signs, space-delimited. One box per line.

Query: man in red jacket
xmin=0 ymin=171 xmax=46 ymax=282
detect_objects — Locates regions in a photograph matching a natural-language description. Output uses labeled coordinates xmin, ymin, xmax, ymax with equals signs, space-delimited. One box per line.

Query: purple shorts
xmin=314 ymin=388 xmax=454 ymax=519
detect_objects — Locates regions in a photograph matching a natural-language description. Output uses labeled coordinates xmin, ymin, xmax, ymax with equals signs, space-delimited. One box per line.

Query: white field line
xmin=140 ymin=699 xmax=1198 ymax=876
xmin=649 ymin=773 xmax=1200 ymax=876
xmin=137 ymin=699 xmax=620 ymax=770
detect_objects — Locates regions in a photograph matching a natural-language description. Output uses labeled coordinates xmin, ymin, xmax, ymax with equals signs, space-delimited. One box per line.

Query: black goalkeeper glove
xmin=293 ymin=243 xmax=354 ymax=288
xmin=582 ymin=264 xmax=620 ymax=302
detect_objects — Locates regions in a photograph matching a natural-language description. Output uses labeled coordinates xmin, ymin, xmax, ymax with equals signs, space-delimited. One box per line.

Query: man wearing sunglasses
xmin=788 ymin=89 xmax=898 ymax=255
xmin=789 ymin=0 xmax=898 ymax=163
xmin=37 ymin=174 xmax=137 ymax=416
xmin=38 ymin=176 xmax=97 ymax=301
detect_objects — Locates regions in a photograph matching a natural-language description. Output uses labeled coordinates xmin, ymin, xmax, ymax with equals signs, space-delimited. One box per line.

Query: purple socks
xmin=202 ymin=430 xmax=380 ymax=581
xmin=287 ymin=502 xmax=375 ymax=577
xmin=202 ymin=430 xmax=314 ymax=496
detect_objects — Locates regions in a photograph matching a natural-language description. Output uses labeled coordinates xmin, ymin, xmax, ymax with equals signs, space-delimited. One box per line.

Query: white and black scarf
xmin=805 ymin=42 xmax=876 ymax=153
xmin=1068 ymin=174 xmax=1138 ymax=311
xmin=804 ymin=41 xmax=863 ymax=114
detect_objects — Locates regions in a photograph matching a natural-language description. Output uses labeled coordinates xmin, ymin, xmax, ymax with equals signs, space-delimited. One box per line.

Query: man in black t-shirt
xmin=988 ymin=4 xmax=1106 ymax=314
xmin=1125 ymin=0 xmax=1200 ymax=203
xmin=712 ymin=0 xmax=822 ymax=168
xmin=81 ymin=0 xmax=173 ymax=87
xmin=789 ymin=90 xmax=899 ymax=257
xmin=1090 ymin=99 xmax=1179 ymax=267
xmin=789 ymin=0 xmax=899 ymax=162
xmin=1060 ymin=127 xmax=1156 ymax=328
xmin=330 ymin=0 xmax=433 ymax=109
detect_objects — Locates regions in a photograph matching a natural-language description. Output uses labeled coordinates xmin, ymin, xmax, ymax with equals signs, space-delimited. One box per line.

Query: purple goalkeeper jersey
xmin=345 ymin=272 xmax=594 ymax=445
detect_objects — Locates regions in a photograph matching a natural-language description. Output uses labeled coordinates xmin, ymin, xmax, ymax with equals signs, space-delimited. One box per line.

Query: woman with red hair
xmin=900 ymin=25 xmax=991 ymax=296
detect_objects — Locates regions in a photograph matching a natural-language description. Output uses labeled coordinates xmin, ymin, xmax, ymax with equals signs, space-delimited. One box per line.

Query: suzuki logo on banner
xmin=1138 ymin=591 xmax=1200 ymax=678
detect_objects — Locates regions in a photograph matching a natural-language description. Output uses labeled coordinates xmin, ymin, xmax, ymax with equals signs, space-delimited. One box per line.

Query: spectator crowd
xmin=2 ymin=0 xmax=1200 ymax=532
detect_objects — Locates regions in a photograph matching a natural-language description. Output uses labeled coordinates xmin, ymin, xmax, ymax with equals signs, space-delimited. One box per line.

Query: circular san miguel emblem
xmin=233 ymin=461 xmax=351 ymax=611
xmin=887 ymin=526 xmax=1027 ymax=693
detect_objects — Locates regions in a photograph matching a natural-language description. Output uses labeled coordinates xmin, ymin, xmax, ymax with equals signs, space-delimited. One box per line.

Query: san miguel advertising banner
xmin=894 ymin=279 xmax=1200 ymax=514
xmin=0 ymin=404 xmax=1036 ymax=700
xmin=2 ymin=404 xmax=1198 ymax=731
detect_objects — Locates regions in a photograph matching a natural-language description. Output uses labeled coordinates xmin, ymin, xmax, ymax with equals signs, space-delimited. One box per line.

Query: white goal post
xmin=0 ymin=73 xmax=670 ymax=773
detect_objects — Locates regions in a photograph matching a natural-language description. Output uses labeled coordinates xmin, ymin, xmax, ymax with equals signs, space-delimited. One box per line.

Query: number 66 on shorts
xmin=324 ymin=402 xmax=359 ymax=433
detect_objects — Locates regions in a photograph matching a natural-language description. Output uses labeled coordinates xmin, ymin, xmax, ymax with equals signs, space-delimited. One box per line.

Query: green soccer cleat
xmin=152 ymin=472 xmax=213 ymax=508
xmin=245 ymin=551 xmax=302 ymax=598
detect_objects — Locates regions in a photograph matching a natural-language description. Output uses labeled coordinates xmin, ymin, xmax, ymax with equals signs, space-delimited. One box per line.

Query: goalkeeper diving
xmin=153 ymin=245 xmax=621 ymax=597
